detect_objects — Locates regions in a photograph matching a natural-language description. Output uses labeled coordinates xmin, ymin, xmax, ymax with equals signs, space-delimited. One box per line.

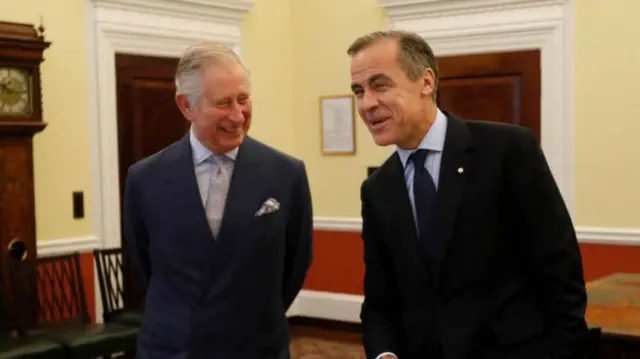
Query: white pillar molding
xmin=84 ymin=0 xmax=253 ymax=322
xmin=378 ymin=0 xmax=575 ymax=213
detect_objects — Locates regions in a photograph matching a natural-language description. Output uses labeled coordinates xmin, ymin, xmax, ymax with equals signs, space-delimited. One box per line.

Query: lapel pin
xmin=457 ymin=167 xmax=464 ymax=174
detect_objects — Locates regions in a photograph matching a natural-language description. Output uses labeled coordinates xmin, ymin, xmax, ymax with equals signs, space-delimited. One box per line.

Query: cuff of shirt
xmin=375 ymin=352 xmax=397 ymax=359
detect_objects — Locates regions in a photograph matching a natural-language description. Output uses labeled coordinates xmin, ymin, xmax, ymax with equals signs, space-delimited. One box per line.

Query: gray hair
xmin=175 ymin=40 xmax=249 ymax=105
xmin=347 ymin=30 xmax=439 ymax=101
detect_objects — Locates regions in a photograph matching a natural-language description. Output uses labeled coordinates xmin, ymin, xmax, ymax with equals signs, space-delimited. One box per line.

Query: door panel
xmin=115 ymin=53 xmax=188 ymax=309
xmin=116 ymin=53 xmax=188 ymax=194
xmin=436 ymin=50 xmax=540 ymax=140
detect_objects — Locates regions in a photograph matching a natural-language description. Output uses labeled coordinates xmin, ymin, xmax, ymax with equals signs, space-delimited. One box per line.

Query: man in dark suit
xmin=347 ymin=30 xmax=588 ymax=359
xmin=123 ymin=41 xmax=313 ymax=359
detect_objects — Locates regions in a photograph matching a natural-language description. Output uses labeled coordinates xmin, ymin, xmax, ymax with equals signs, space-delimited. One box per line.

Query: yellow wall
xmin=292 ymin=0 xmax=640 ymax=227
xmin=0 ymin=0 xmax=94 ymax=240
xmin=573 ymin=0 xmax=640 ymax=227
xmin=292 ymin=0 xmax=389 ymax=218
xmin=242 ymin=0 xmax=295 ymax=154
xmin=3 ymin=0 xmax=640 ymax=243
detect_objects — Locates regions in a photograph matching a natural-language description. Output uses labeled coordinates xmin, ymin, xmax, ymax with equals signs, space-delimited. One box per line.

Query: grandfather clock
xmin=0 ymin=20 xmax=50 ymax=329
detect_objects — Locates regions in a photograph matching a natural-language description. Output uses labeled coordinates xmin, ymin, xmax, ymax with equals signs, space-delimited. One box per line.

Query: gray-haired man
xmin=123 ymin=41 xmax=313 ymax=359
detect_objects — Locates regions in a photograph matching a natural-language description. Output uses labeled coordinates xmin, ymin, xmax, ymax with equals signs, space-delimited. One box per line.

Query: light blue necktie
xmin=204 ymin=155 xmax=231 ymax=238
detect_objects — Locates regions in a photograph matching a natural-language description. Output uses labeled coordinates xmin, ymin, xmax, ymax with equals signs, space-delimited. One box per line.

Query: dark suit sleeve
xmin=506 ymin=128 xmax=588 ymax=358
xmin=282 ymin=161 xmax=313 ymax=311
xmin=123 ymin=166 xmax=152 ymax=284
xmin=360 ymin=182 xmax=400 ymax=358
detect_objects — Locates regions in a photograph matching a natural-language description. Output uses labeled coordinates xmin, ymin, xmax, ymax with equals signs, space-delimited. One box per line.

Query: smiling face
xmin=349 ymin=38 xmax=436 ymax=149
xmin=176 ymin=60 xmax=252 ymax=154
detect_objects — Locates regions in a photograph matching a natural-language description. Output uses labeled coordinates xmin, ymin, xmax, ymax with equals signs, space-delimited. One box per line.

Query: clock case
xmin=0 ymin=20 xmax=50 ymax=332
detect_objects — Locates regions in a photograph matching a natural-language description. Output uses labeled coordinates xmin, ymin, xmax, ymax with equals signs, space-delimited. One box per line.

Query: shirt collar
xmin=189 ymin=126 xmax=239 ymax=165
xmin=396 ymin=108 xmax=447 ymax=168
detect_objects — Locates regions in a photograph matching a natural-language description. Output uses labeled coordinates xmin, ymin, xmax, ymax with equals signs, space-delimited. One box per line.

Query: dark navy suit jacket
xmin=123 ymin=134 xmax=313 ymax=359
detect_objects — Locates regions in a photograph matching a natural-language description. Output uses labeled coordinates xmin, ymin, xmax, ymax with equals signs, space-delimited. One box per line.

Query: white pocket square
xmin=255 ymin=197 xmax=280 ymax=217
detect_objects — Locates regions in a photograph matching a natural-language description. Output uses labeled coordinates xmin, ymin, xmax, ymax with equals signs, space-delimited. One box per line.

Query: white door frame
xmin=84 ymin=0 xmax=253 ymax=322
xmin=379 ymin=0 xmax=575 ymax=214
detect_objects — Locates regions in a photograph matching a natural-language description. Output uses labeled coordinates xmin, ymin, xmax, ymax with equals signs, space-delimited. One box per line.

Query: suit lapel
xmin=378 ymin=154 xmax=430 ymax=278
xmin=432 ymin=113 xmax=474 ymax=285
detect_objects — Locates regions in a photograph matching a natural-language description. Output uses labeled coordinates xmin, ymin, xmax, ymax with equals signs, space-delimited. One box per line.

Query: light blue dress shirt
xmin=189 ymin=128 xmax=238 ymax=207
xmin=395 ymin=108 xmax=448 ymax=228
xmin=374 ymin=109 xmax=448 ymax=359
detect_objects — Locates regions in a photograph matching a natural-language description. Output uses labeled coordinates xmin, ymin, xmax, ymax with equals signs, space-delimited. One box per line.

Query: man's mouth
xmin=219 ymin=126 xmax=242 ymax=134
xmin=370 ymin=117 xmax=389 ymax=129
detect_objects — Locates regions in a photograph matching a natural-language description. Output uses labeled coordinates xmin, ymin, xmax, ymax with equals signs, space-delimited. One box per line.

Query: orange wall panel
xmin=303 ymin=231 xmax=364 ymax=295
xmin=79 ymin=252 xmax=96 ymax=322
xmin=580 ymin=243 xmax=640 ymax=282
xmin=48 ymin=232 xmax=640 ymax=325
xmin=305 ymin=230 xmax=640 ymax=294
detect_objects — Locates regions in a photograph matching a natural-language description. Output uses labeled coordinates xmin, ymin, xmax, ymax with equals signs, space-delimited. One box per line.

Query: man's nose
xmin=229 ymin=103 xmax=245 ymax=122
xmin=360 ymin=91 xmax=377 ymax=111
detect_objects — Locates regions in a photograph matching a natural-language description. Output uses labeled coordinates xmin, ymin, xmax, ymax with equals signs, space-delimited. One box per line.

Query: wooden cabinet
xmin=0 ymin=20 xmax=50 ymax=328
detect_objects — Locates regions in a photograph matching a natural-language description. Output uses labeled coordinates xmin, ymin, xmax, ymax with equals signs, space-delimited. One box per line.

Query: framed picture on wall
xmin=319 ymin=94 xmax=356 ymax=155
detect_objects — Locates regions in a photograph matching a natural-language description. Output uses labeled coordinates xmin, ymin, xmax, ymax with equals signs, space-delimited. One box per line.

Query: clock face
xmin=0 ymin=67 xmax=32 ymax=116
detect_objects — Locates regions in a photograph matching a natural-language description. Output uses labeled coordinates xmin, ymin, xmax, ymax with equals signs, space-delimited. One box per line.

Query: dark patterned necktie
xmin=409 ymin=149 xmax=437 ymax=261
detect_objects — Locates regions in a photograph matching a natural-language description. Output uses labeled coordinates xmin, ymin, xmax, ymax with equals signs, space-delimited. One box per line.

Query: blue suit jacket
xmin=123 ymin=134 xmax=313 ymax=359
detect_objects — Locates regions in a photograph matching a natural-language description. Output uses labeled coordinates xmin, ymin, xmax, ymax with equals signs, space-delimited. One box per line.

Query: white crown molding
xmin=379 ymin=0 xmax=563 ymax=19
xmin=37 ymin=236 xmax=101 ymax=257
xmin=313 ymin=217 xmax=640 ymax=246
xmin=93 ymin=0 xmax=254 ymax=22
xmin=378 ymin=0 xmax=575 ymax=216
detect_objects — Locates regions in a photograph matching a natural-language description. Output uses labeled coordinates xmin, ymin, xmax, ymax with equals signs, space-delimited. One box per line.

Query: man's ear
xmin=175 ymin=92 xmax=195 ymax=121
xmin=420 ymin=68 xmax=436 ymax=99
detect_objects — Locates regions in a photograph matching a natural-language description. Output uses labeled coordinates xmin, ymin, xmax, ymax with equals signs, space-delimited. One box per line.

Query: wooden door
xmin=115 ymin=53 xmax=188 ymax=308
xmin=116 ymin=53 xmax=188 ymax=197
xmin=436 ymin=50 xmax=541 ymax=140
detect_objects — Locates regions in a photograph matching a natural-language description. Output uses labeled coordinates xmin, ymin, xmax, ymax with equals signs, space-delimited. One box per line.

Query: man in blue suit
xmin=123 ymin=40 xmax=313 ymax=359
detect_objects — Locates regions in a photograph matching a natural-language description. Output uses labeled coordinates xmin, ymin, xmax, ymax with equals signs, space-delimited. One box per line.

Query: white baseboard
xmin=287 ymin=290 xmax=364 ymax=323
xmin=313 ymin=217 xmax=640 ymax=246
xmin=37 ymin=235 xmax=101 ymax=256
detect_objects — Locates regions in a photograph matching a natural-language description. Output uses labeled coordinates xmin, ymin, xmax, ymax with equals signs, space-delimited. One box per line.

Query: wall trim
xmin=37 ymin=236 xmax=101 ymax=257
xmin=92 ymin=0 xmax=253 ymax=22
xmin=576 ymin=227 xmax=640 ymax=246
xmin=287 ymin=290 xmax=364 ymax=323
xmin=313 ymin=217 xmax=640 ymax=246
xmin=378 ymin=0 xmax=575 ymax=215
xmin=313 ymin=217 xmax=363 ymax=232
